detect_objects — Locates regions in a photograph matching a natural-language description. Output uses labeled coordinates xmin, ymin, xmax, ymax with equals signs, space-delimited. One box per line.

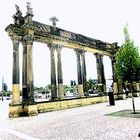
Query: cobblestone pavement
xmin=0 ymin=97 xmax=140 ymax=140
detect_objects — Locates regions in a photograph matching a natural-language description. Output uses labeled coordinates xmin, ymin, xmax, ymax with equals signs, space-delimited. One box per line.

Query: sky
xmin=1 ymin=0 xmax=140 ymax=90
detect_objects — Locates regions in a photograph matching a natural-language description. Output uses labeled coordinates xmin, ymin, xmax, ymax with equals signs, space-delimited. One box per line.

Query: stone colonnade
xmin=10 ymin=34 xmax=115 ymax=105
xmin=6 ymin=3 xmax=118 ymax=117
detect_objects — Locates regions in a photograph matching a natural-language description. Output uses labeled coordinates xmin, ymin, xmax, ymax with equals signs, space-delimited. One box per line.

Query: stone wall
xmin=37 ymin=96 xmax=109 ymax=113
xmin=9 ymin=96 xmax=109 ymax=117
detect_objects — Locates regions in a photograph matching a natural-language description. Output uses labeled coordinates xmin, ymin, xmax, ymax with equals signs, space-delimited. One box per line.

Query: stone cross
xmin=49 ymin=16 xmax=59 ymax=28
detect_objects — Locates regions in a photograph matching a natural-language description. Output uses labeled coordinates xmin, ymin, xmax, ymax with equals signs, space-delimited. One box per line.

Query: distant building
xmin=3 ymin=83 xmax=8 ymax=92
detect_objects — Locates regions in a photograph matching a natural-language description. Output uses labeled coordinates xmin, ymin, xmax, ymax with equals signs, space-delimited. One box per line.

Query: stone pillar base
xmin=77 ymin=84 xmax=84 ymax=97
xmin=117 ymin=94 xmax=126 ymax=100
xmin=133 ymin=92 xmax=140 ymax=97
xmin=98 ymin=84 xmax=103 ymax=92
xmin=9 ymin=103 xmax=22 ymax=118
xmin=133 ymin=83 xmax=140 ymax=92
xmin=103 ymin=84 xmax=106 ymax=93
xmin=12 ymin=84 xmax=20 ymax=104
xmin=136 ymin=83 xmax=140 ymax=91
xmin=23 ymin=103 xmax=38 ymax=116
xmin=113 ymin=82 xmax=118 ymax=94
xmin=58 ymin=84 xmax=64 ymax=99
xmin=118 ymin=79 xmax=123 ymax=94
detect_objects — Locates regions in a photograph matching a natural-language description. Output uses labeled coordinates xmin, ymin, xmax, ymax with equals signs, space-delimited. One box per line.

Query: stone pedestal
xmin=133 ymin=92 xmax=140 ymax=97
xmin=133 ymin=82 xmax=140 ymax=92
xmin=9 ymin=103 xmax=22 ymax=118
xmin=117 ymin=94 xmax=126 ymax=100
xmin=98 ymin=84 xmax=103 ymax=92
xmin=12 ymin=84 xmax=20 ymax=104
xmin=58 ymin=84 xmax=64 ymax=99
xmin=136 ymin=83 xmax=140 ymax=91
xmin=9 ymin=102 xmax=38 ymax=117
xmin=23 ymin=103 xmax=38 ymax=116
xmin=77 ymin=84 xmax=84 ymax=97
xmin=118 ymin=79 xmax=123 ymax=94
xmin=113 ymin=82 xmax=118 ymax=94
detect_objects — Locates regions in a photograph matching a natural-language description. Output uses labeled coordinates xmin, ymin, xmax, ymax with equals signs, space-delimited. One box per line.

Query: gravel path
xmin=0 ymin=97 xmax=140 ymax=140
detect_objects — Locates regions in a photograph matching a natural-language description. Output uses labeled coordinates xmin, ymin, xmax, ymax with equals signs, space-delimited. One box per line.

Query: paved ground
xmin=0 ymin=97 xmax=140 ymax=140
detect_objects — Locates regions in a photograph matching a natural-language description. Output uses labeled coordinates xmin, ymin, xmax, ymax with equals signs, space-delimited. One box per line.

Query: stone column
xmin=22 ymin=35 xmax=34 ymax=102
xmin=95 ymin=53 xmax=106 ymax=92
xmin=11 ymin=35 xmax=21 ymax=105
xmin=56 ymin=45 xmax=64 ymax=99
xmin=75 ymin=49 xmax=84 ymax=97
xmin=22 ymin=41 xmax=27 ymax=100
xmin=21 ymin=34 xmax=38 ymax=116
xmin=109 ymin=55 xmax=118 ymax=94
xmin=81 ymin=50 xmax=87 ymax=93
xmin=48 ymin=44 xmax=57 ymax=99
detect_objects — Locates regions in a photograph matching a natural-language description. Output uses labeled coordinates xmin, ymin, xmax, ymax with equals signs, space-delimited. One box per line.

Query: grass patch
xmin=106 ymin=109 xmax=140 ymax=118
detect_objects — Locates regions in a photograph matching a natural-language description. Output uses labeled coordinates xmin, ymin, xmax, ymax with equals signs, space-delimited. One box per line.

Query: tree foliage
xmin=115 ymin=24 xmax=140 ymax=83
xmin=86 ymin=79 xmax=97 ymax=90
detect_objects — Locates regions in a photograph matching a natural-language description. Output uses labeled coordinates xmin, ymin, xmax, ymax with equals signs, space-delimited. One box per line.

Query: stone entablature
xmin=5 ymin=14 xmax=119 ymax=56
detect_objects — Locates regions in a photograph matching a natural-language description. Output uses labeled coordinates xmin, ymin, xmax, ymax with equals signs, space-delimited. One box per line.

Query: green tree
xmin=63 ymin=85 xmax=70 ymax=94
xmin=86 ymin=79 xmax=97 ymax=91
xmin=115 ymin=40 xmax=140 ymax=81
xmin=115 ymin=24 xmax=140 ymax=113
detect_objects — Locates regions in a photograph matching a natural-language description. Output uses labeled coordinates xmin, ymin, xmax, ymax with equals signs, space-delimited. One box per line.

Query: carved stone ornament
xmin=10 ymin=35 xmax=21 ymax=44
xmin=13 ymin=4 xmax=22 ymax=18
xmin=22 ymin=34 xmax=34 ymax=45
xmin=26 ymin=2 xmax=33 ymax=16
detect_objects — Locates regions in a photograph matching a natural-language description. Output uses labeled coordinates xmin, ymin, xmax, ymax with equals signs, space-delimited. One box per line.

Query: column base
xmin=12 ymin=84 xmax=20 ymax=104
xmin=133 ymin=82 xmax=140 ymax=92
xmin=136 ymin=83 xmax=140 ymax=91
xmin=133 ymin=92 xmax=140 ymax=97
xmin=117 ymin=94 xmax=126 ymax=100
xmin=98 ymin=84 xmax=103 ymax=92
xmin=77 ymin=84 xmax=84 ymax=97
xmin=58 ymin=84 xmax=64 ymax=99
xmin=9 ymin=102 xmax=23 ymax=118
xmin=113 ymin=82 xmax=118 ymax=94
xmin=9 ymin=102 xmax=38 ymax=118
xmin=118 ymin=79 xmax=123 ymax=93
xmin=23 ymin=103 xmax=38 ymax=116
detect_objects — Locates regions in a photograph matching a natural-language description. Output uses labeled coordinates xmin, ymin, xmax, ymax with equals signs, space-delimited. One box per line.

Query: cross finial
xmin=49 ymin=16 xmax=59 ymax=28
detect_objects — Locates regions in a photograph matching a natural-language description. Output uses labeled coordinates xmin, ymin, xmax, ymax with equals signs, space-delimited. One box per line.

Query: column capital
xmin=22 ymin=34 xmax=34 ymax=45
xmin=109 ymin=55 xmax=115 ymax=62
xmin=56 ymin=45 xmax=63 ymax=52
xmin=109 ymin=55 xmax=116 ymax=64
xmin=47 ymin=43 xmax=57 ymax=51
xmin=81 ymin=50 xmax=87 ymax=56
xmin=94 ymin=53 xmax=103 ymax=64
xmin=10 ymin=34 xmax=21 ymax=44
xmin=74 ymin=49 xmax=85 ymax=55
xmin=94 ymin=53 xmax=103 ymax=58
